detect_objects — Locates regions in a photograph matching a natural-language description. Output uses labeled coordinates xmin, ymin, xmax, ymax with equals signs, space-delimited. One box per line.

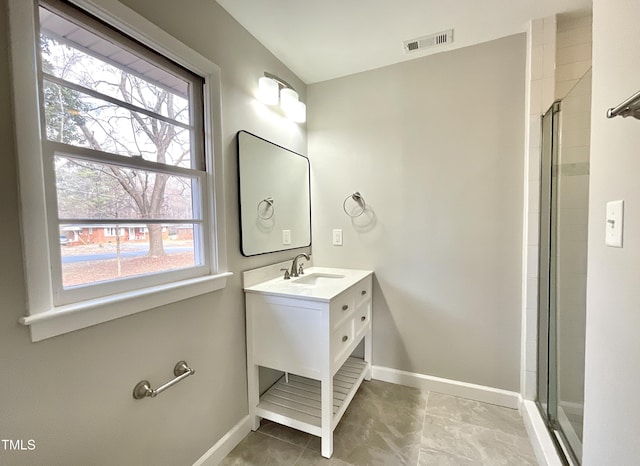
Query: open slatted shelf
xmin=256 ymin=357 xmax=367 ymax=436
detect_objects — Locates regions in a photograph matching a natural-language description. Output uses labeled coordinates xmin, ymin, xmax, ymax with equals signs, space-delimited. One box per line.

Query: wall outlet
xmin=282 ymin=229 xmax=291 ymax=245
xmin=332 ymin=229 xmax=343 ymax=246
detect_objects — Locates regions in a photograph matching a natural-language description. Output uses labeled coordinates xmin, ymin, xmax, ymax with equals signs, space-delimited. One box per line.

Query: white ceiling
xmin=216 ymin=0 xmax=591 ymax=84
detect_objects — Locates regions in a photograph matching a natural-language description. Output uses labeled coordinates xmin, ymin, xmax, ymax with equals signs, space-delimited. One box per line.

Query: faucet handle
xmin=280 ymin=268 xmax=291 ymax=280
xmin=298 ymin=264 xmax=304 ymax=275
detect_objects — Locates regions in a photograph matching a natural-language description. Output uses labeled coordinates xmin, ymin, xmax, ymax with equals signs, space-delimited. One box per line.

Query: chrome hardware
xmin=298 ymin=263 xmax=305 ymax=275
xmin=343 ymin=192 xmax=366 ymax=218
xmin=280 ymin=267 xmax=291 ymax=280
xmin=342 ymin=335 xmax=348 ymax=342
xmin=290 ymin=253 xmax=310 ymax=278
xmin=607 ymin=89 xmax=640 ymax=120
xmin=133 ymin=361 xmax=195 ymax=399
xmin=342 ymin=305 xmax=349 ymax=311
xmin=257 ymin=197 xmax=275 ymax=220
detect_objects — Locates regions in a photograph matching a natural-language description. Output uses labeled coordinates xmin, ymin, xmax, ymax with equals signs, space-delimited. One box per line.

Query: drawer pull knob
xmin=342 ymin=335 xmax=348 ymax=342
xmin=342 ymin=305 xmax=349 ymax=311
xmin=361 ymin=316 xmax=366 ymax=322
xmin=361 ymin=290 xmax=367 ymax=295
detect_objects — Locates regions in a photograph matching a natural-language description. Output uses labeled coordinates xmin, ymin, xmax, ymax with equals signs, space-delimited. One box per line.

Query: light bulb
xmin=280 ymin=88 xmax=299 ymax=115
xmin=258 ymin=77 xmax=279 ymax=106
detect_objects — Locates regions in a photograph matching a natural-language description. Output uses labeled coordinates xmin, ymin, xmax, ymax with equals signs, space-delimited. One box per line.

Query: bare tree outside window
xmin=39 ymin=5 xmax=205 ymax=289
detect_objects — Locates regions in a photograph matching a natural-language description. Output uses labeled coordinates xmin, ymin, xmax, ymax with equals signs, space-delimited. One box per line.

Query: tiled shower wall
xmin=556 ymin=12 xmax=593 ymax=100
xmin=522 ymin=16 xmax=556 ymax=400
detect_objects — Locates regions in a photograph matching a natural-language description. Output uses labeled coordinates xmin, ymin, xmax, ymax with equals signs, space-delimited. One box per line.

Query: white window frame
xmin=9 ymin=0 xmax=230 ymax=342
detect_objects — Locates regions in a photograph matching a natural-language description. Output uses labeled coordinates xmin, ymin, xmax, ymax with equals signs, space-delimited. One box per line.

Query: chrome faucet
xmin=290 ymin=253 xmax=310 ymax=278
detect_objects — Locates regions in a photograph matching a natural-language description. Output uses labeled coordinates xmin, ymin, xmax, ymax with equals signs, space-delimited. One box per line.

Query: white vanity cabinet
xmin=244 ymin=267 xmax=373 ymax=458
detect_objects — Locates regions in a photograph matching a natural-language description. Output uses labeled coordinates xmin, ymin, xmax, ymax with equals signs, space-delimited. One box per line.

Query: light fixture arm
xmin=263 ymin=72 xmax=297 ymax=94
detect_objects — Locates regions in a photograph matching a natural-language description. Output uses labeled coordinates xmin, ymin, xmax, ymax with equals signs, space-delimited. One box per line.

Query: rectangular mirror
xmin=238 ymin=131 xmax=311 ymax=256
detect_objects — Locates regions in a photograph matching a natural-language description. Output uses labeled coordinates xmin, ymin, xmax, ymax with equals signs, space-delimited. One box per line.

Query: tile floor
xmin=221 ymin=379 xmax=538 ymax=465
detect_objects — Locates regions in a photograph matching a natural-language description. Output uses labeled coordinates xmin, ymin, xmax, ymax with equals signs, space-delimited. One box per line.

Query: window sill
xmin=19 ymin=272 xmax=232 ymax=342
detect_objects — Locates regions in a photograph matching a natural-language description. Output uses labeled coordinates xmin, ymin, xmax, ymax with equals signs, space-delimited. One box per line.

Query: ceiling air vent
xmin=403 ymin=29 xmax=454 ymax=54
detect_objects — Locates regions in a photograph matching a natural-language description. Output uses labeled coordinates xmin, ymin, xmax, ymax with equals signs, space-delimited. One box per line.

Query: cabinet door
xmin=331 ymin=317 xmax=355 ymax=367
xmin=251 ymin=300 xmax=325 ymax=378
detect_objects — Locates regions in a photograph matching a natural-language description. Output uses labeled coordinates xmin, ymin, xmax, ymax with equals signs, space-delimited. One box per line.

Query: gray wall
xmin=308 ymin=35 xmax=526 ymax=391
xmin=583 ymin=1 xmax=640 ymax=463
xmin=0 ymin=0 xmax=307 ymax=464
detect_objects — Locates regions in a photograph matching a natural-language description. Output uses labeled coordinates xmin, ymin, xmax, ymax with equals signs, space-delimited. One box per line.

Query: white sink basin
xmin=244 ymin=266 xmax=372 ymax=301
xmin=292 ymin=273 xmax=346 ymax=286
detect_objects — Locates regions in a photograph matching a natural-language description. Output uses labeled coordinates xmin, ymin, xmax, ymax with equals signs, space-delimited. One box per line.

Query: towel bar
xmin=133 ymin=361 xmax=195 ymax=399
xmin=607 ymin=89 xmax=640 ymax=120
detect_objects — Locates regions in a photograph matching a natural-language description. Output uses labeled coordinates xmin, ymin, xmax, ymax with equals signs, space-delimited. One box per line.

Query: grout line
xmin=303 ymin=435 xmax=313 ymax=449
xmin=254 ymin=428 xmax=310 ymax=451
xmin=416 ymin=390 xmax=430 ymax=465
xmin=292 ymin=446 xmax=306 ymax=466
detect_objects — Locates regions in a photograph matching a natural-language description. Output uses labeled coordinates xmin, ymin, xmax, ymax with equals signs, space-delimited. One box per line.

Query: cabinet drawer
xmin=354 ymin=303 xmax=371 ymax=338
xmin=355 ymin=278 xmax=372 ymax=308
xmin=330 ymin=291 xmax=355 ymax=329
xmin=331 ymin=317 xmax=354 ymax=364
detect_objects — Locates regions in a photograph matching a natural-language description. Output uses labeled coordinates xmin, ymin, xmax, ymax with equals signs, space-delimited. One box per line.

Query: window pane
xmin=39 ymin=6 xmax=190 ymax=124
xmin=59 ymin=223 xmax=198 ymax=288
xmin=44 ymin=81 xmax=192 ymax=168
xmin=55 ymin=155 xmax=197 ymax=220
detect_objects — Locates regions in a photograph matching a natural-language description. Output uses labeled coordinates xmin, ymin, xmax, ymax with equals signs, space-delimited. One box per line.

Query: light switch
xmin=282 ymin=229 xmax=291 ymax=245
xmin=332 ymin=229 xmax=343 ymax=246
xmin=605 ymin=200 xmax=624 ymax=248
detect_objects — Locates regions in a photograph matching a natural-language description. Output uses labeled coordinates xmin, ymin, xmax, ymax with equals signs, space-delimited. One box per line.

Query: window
xmin=9 ymin=0 xmax=229 ymax=341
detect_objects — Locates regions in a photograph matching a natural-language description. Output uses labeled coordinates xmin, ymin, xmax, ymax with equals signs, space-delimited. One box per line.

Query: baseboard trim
xmin=371 ymin=365 xmax=521 ymax=409
xmin=192 ymin=415 xmax=251 ymax=466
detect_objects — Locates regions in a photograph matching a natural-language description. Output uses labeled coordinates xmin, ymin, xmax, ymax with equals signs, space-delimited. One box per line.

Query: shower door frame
xmin=536 ymin=100 xmax=580 ymax=466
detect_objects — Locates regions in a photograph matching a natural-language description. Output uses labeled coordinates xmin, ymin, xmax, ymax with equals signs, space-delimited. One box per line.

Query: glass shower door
xmin=537 ymin=101 xmax=558 ymax=420
xmin=537 ymin=69 xmax=591 ymax=464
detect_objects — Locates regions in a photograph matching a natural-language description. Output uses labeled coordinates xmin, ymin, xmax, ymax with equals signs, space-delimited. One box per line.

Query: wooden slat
xmin=336 ymin=378 xmax=357 ymax=386
xmin=285 ymin=380 xmax=321 ymax=395
xmin=258 ymin=401 xmax=321 ymax=428
xmin=273 ymin=384 xmax=321 ymax=402
xmin=269 ymin=388 xmax=321 ymax=409
xmin=339 ymin=366 xmax=362 ymax=377
xmin=257 ymin=357 xmax=368 ymax=432
xmin=262 ymin=393 xmax=321 ymax=418
xmin=336 ymin=371 xmax=358 ymax=381
xmin=270 ymin=387 xmax=342 ymax=411
xmin=332 ymin=390 xmax=348 ymax=402
xmin=342 ymin=358 xmax=366 ymax=371
xmin=334 ymin=379 xmax=353 ymax=391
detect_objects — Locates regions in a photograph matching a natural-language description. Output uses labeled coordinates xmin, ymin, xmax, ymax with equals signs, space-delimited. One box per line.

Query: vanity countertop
xmin=243 ymin=266 xmax=373 ymax=302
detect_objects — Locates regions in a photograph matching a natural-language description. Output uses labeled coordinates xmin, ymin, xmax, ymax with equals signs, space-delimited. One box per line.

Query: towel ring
xmin=343 ymin=192 xmax=366 ymax=218
xmin=257 ymin=197 xmax=274 ymax=220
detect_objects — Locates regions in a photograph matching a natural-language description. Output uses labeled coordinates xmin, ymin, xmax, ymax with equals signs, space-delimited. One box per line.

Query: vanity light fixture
xmin=258 ymin=76 xmax=279 ymax=106
xmin=257 ymin=73 xmax=306 ymax=123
